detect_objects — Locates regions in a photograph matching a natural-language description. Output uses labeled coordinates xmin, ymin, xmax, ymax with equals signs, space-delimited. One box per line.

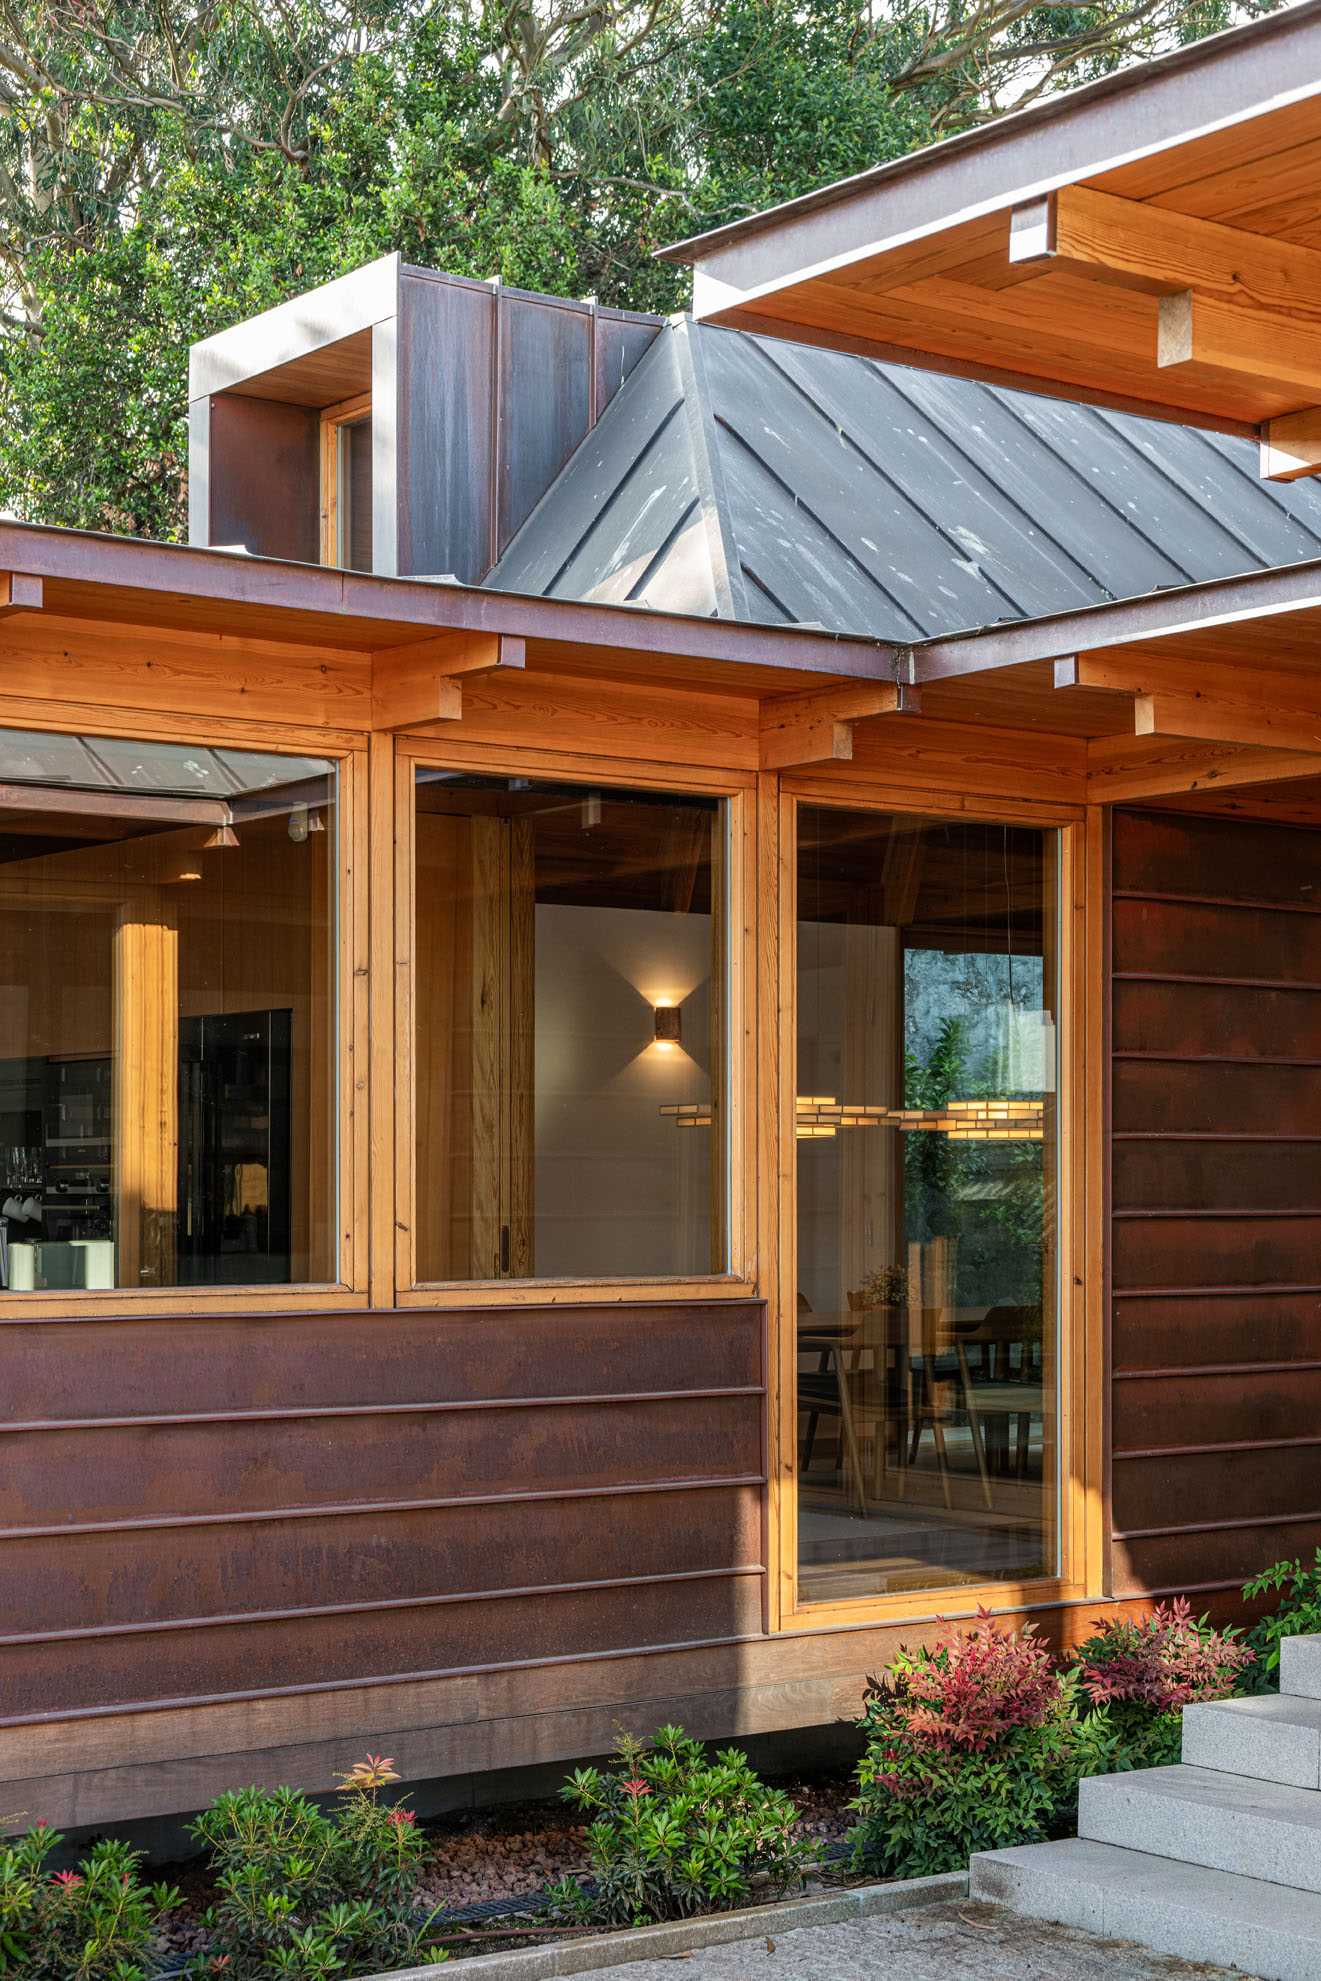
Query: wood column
xmin=113 ymin=893 xmax=179 ymax=1289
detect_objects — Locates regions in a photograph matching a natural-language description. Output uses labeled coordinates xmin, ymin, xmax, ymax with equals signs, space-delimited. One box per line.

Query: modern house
xmin=6 ymin=0 xmax=1321 ymax=1836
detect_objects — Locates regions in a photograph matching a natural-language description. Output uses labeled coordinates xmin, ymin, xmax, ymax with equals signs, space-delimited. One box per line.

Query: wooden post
xmin=112 ymin=894 xmax=179 ymax=1289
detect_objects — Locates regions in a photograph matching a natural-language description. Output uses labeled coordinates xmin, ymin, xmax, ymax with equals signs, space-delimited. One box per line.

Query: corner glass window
xmin=795 ymin=807 xmax=1058 ymax=1605
xmin=0 ymin=728 xmax=338 ymax=1293
xmin=413 ymin=771 xmax=727 ymax=1282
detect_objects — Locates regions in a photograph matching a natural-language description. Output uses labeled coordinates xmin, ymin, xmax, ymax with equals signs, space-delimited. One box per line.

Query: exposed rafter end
xmin=370 ymin=631 xmax=524 ymax=732
xmin=1261 ymin=409 xmax=1321 ymax=482
xmin=0 ymin=572 xmax=43 ymax=619
xmin=758 ymin=680 xmax=917 ymax=771
xmin=1086 ymin=733 xmax=1321 ymax=805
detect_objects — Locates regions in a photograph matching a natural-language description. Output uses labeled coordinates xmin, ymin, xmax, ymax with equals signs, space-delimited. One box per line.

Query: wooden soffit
xmin=664 ymin=2 xmax=1321 ymax=462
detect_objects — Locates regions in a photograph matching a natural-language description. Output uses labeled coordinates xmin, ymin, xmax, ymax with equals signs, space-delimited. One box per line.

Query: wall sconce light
xmin=174 ymin=868 xmax=203 ymax=883
xmin=205 ymin=823 xmax=239 ymax=850
xmin=654 ymin=1004 xmax=682 ymax=1048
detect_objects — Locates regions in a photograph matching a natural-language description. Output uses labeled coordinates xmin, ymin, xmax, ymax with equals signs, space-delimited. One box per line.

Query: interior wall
xmin=1110 ymin=806 xmax=1321 ymax=1601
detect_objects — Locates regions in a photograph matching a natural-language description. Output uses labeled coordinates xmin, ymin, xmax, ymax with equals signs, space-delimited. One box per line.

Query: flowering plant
xmin=1072 ymin=1600 xmax=1254 ymax=1767
xmin=188 ymin=1760 xmax=448 ymax=1975
xmin=0 ymin=1824 xmax=179 ymax=1979
xmin=544 ymin=1726 xmax=810 ymax=1928
xmin=848 ymin=1612 xmax=1114 ymax=1878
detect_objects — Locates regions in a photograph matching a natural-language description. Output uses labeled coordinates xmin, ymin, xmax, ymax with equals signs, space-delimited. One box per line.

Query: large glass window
xmin=795 ymin=807 xmax=1058 ymax=1606
xmin=413 ymin=771 xmax=726 ymax=1282
xmin=0 ymin=729 xmax=338 ymax=1293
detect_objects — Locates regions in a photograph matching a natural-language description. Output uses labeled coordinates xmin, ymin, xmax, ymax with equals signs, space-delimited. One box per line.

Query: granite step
xmin=1080 ymin=1764 xmax=1321 ymax=1892
xmin=1183 ymin=1692 xmax=1321 ymax=1790
xmin=1280 ymin=1635 xmax=1321 ymax=1702
xmin=973 ymin=1836 xmax=1321 ymax=1981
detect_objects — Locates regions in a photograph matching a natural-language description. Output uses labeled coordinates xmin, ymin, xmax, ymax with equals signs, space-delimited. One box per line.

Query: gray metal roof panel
xmin=490 ymin=319 xmax=1321 ymax=641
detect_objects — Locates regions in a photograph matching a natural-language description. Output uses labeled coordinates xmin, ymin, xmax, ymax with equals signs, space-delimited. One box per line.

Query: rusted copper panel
xmin=1113 ymin=808 xmax=1321 ymax=909
xmin=1116 ymin=1444 xmax=1320 ymax=1534
xmin=1113 ymin=1519 xmax=1321 ymax=1599
xmin=1114 ymin=1141 xmax=1321 ymax=1213
xmin=1114 ymin=1368 xmax=1321 ymax=1450
xmin=1113 ymin=1059 xmax=1321 ymax=1137
xmin=1113 ymin=1291 xmax=1321 ymax=1370
xmin=1114 ymin=981 xmax=1321 ymax=1060
xmin=1 ymin=1393 xmax=762 ymax=1529
xmin=0 ymin=1572 xmax=766 ymax=1723
xmin=1113 ymin=1214 xmax=1321 ymax=1292
xmin=1114 ymin=896 xmax=1321 ymax=983
xmin=6 ymin=1301 xmax=763 ymax=1423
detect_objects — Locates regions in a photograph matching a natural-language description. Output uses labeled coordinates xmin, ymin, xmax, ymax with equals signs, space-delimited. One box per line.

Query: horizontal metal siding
xmin=1110 ymin=809 xmax=1321 ymax=1600
xmin=0 ymin=1301 xmax=766 ymax=1723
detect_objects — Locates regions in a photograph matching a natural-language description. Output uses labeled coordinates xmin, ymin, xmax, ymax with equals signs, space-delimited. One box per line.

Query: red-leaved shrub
xmin=1072 ymin=1598 xmax=1254 ymax=1768
xmin=884 ymin=1608 xmax=1065 ymax=1755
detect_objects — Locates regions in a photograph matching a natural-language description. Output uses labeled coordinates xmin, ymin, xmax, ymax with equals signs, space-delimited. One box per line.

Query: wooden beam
xmin=371 ymin=633 xmax=525 ymax=731
xmin=1011 ymin=185 xmax=1321 ymax=317
xmin=1262 ymin=408 xmax=1321 ymax=483
xmin=0 ymin=572 xmax=42 ymax=618
xmin=1087 ymin=734 xmax=1321 ymax=805
xmin=758 ymin=681 xmax=913 ymax=771
xmin=1136 ymin=690 xmax=1321 ymax=754
xmin=1056 ymin=652 xmax=1321 ymax=736
xmin=1159 ymin=288 xmax=1321 ymax=397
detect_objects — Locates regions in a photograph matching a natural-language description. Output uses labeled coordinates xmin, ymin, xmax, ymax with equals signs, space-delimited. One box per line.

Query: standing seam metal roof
xmin=489 ymin=319 xmax=1321 ymax=642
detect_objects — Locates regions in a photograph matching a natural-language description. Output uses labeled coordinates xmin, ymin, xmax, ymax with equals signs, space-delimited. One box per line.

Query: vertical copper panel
xmin=1110 ymin=808 xmax=1321 ymax=1600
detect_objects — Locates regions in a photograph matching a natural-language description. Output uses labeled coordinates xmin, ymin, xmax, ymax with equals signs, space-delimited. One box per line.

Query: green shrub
xmin=0 ymin=1824 xmax=179 ymax=1980
xmin=1072 ymin=1599 xmax=1254 ymax=1768
xmin=188 ymin=1756 xmax=448 ymax=1976
xmin=544 ymin=1726 xmax=811 ymax=1928
xmin=847 ymin=1612 xmax=1114 ymax=1879
xmin=1243 ymin=1552 xmax=1321 ymax=1685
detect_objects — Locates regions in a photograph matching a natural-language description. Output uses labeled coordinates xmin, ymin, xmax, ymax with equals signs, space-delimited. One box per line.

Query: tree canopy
xmin=0 ymin=0 xmax=1277 ymax=538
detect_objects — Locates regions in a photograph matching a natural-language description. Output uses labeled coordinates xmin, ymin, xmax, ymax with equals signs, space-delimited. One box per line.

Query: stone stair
xmin=969 ymin=1633 xmax=1321 ymax=1979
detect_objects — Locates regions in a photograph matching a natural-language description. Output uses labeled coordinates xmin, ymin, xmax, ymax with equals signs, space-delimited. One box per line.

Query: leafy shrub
xmin=1073 ymin=1599 xmax=1254 ymax=1768
xmin=847 ymin=1612 xmax=1113 ymax=1879
xmin=0 ymin=1824 xmax=179 ymax=1980
xmin=544 ymin=1726 xmax=811 ymax=1928
xmin=1243 ymin=1552 xmax=1321 ymax=1685
xmin=188 ymin=1756 xmax=448 ymax=1976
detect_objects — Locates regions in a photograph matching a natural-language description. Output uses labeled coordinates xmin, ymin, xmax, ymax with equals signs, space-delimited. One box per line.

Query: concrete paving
xmin=577 ymin=1899 xmax=1246 ymax=1980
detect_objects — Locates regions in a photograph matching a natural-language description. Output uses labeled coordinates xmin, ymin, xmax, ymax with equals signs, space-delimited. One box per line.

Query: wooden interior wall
xmin=1110 ymin=807 xmax=1321 ymax=1600
xmin=0 ymin=1300 xmax=765 ymax=1724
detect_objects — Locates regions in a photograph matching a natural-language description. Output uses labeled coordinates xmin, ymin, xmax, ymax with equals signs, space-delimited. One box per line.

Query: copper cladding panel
xmin=1110 ymin=809 xmax=1321 ymax=1599
xmin=0 ymin=1300 xmax=766 ymax=1723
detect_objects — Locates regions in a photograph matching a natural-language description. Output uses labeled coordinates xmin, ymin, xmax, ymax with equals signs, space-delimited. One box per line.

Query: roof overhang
xmin=0 ymin=517 xmax=897 ymax=688
xmin=662 ymin=1 xmax=1321 ymax=457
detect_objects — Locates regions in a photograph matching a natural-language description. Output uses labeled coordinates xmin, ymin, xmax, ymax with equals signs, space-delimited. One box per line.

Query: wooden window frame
xmin=392 ymin=734 xmax=758 ymax=1308
xmin=0 ymin=705 xmax=370 ymax=1318
xmin=766 ymin=772 xmax=1102 ymax=1632
xmin=319 ymin=393 xmax=372 ymax=569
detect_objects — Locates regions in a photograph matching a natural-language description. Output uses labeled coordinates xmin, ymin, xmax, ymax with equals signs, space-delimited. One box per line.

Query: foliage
xmin=187 ymin=1755 xmax=448 ymax=1976
xmin=0 ymin=0 xmax=1283 ymax=535
xmin=1072 ymin=1599 xmax=1255 ymax=1769
xmin=0 ymin=1824 xmax=179 ymax=1980
xmin=847 ymin=1612 xmax=1115 ymax=1877
xmin=544 ymin=1725 xmax=811 ymax=1928
xmin=1243 ymin=1551 xmax=1321 ymax=1685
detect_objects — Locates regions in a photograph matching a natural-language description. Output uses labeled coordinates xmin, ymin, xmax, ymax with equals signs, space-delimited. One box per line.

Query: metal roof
xmin=489 ymin=319 xmax=1321 ymax=644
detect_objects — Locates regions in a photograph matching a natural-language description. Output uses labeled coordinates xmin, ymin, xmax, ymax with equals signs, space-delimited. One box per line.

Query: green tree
xmin=0 ymin=0 xmax=1282 ymax=536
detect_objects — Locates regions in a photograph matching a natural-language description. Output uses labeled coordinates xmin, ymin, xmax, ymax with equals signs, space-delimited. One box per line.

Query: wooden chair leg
xmin=956 ymin=1343 xmax=993 ymax=1512
xmin=929 ymin=1404 xmax=953 ymax=1510
xmin=802 ymin=1409 xmax=819 ymax=1473
xmin=835 ymin=1352 xmax=867 ymax=1516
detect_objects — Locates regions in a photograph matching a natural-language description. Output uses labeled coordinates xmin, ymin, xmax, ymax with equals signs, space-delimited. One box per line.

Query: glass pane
xmin=0 ymin=732 xmax=338 ymax=1293
xmin=414 ymin=771 xmax=726 ymax=1281
xmin=795 ymin=807 xmax=1058 ymax=1606
xmin=337 ymin=416 xmax=373 ymax=572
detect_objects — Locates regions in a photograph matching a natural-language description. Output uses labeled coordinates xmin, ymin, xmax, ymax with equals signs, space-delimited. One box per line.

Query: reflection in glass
xmin=0 ymin=730 xmax=337 ymax=1292
xmin=795 ymin=808 xmax=1058 ymax=1605
xmin=414 ymin=772 xmax=726 ymax=1283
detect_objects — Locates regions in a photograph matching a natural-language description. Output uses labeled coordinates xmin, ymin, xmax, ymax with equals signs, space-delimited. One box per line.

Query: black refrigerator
xmin=178 ymin=1009 xmax=292 ymax=1285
